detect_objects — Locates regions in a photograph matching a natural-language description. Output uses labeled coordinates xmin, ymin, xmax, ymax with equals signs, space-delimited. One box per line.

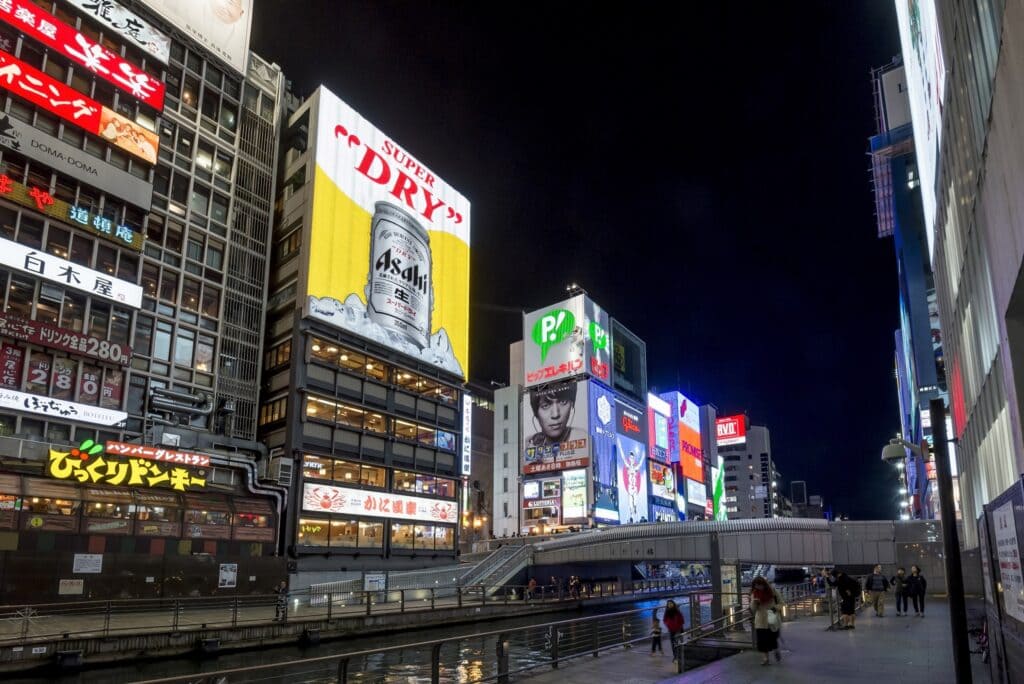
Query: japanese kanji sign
xmin=302 ymin=483 xmax=458 ymax=524
xmin=0 ymin=49 xmax=158 ymax=164
xmin=65 ymin=0 xmax=170 ymax=65
xmin=0 ymin=236 xmax=142 ymax=307
xmin=0 ymin=0 xmax=165 ymax=110
xmin=0 ymin=312 xmax=131 ymax=365
xmin=0 ymin=387 xmax=126 ymax=425
xmin=47 ymin=448 xmax=206 ymax=492
xmin=105 ymin=441 xmax=210 ymax=468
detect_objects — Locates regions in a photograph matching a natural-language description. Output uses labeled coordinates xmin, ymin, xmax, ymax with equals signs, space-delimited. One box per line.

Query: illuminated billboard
xmin=712 ymin=456 xmax=727 ymax=521
xmin=686 ymin=478 xmax=707 ymax=507
xmin=647 ymin=392 xmax=670 ymax=464
xmin=649 ymin=461 xmax=675 ymax=502
xmin=589 ymin=380 xmax=618 ymax=522
xmin=616 ymin=399 xmax=648 ymax=524
xmin=716 ymin=415 xmax=746 ymax=446
xmin=677 ymin=393 xmax=703 ymax=481
xmin=611 ymin=319 xmax=647 ymax=402
xmin=304 ymin=87 xmax=470 ymax=378
xmin=140 ymin=0 xmax=253 ymax=74
xmin=523 ymin=295 xmax=610 ymax=388
xmin=562 ymin=468 xmax=588 ymax=520
xmin=66 ymin=0 xmax=171 ymax=64
xmin=522 ymin=380 xmax=589 ymax=474
xmin=895 ymin=0 xmax=946 ymax=258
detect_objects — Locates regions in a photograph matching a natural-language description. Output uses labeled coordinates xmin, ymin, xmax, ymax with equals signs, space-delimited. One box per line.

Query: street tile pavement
xmin=518 ymin=599 xmax=991 ymax=684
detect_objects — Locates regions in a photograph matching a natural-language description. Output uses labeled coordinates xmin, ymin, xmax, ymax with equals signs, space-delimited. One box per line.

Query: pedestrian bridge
xmin=531 ymin=518 xmax=834 ymax=567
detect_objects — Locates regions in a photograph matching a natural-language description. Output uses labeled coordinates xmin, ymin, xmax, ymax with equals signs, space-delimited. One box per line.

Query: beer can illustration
xmin=365 ymin=201 xmax=433 ymax=349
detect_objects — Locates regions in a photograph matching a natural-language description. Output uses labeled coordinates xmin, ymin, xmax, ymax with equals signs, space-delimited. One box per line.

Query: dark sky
xmin=252 ymin=1 xmax=903 ymax=519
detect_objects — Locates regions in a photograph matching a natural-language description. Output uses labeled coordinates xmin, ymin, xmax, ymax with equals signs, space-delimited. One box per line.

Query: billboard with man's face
xmin=523 ymin=295 xmax=610 ymax=388
xmin=522 ymin=380 xmax=589 ymax=475
xmin=303 ymin=87 xmax=471 ymax=378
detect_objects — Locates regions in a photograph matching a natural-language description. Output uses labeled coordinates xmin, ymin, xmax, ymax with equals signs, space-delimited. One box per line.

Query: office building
xmin=719 ymin=421 xmax=778 ymax=518
xmin=0 ymin=0 xmax=287 ymax=601
xmin=492 ymin=342 xmax=523 ymax=538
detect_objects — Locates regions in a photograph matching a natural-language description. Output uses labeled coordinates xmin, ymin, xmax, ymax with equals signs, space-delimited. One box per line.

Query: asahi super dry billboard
xmin=304 ymin=87 xmax=470 ymax=379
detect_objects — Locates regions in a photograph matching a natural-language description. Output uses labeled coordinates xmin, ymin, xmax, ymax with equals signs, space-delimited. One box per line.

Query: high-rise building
xmin=869 ymin=58 xmax=949 ymax=521
xmin=895 ymin=0 xmax=1019 ymax=546
xmin=0 ymin=0 xmax=286 ymax=602
xmin=719 ymin=420 xmax=778 ymax=519
xmin=492 ymin=342 xmax=523 ymax=538
xmin=263 ymin=84 xmax=471 ymax=586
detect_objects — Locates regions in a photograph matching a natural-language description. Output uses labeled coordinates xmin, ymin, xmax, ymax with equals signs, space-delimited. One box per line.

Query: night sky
xmin=252 ymin=1 xmax=904 ymax=519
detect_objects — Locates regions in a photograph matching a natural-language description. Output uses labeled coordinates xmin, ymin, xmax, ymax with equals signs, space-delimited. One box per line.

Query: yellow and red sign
xmin=47 ymin=440 xmax=205 ymax=492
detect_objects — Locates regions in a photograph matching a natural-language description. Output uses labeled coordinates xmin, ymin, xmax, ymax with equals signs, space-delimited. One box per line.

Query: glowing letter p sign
xmin=532 ymin=308 xmax=575 ymax=361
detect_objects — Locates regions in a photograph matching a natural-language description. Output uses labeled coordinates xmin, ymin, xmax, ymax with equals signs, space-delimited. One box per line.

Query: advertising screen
xmin=616 ymin=399 xmax=648 ymax=524
xmin=302 ymin=483 xmax=457 ymax=524
xmin=66 ymin=0 xmax=171 ymax=64
xmin=716 ymin=415 xmax=746 ymax=446
xmin=522 ymin=380 xmax=589 ymax=474
xmin=611 ymin=319 xmax=647 ymax=401
xmin=562 ymin=469 xmax=588 ymax=520
xmin=523 ymin=295 xmax=610 ymax=388
xmin=140 ymin=0 xmax=253 ymax=74
xmin=647 ymin=392 xmax=670 ymax=464
xmin=712 ymin=456 xmax=727 ymax=521
xmin=686 ymin=478 xmax=707 ymax=507
xmin=895 ymin=0 xmax=946 ymax=258
xmin=678 ymin=392 xmax=703 ymax=480
xmin=304 ymin=87 xmax=470 ymax=378
xmin=523 ymin=481 xmax=540 ymax=500
xmin=649 ymin=461 xmax=675 ymax=502
xmin=589 ymin=380 xmax=618 ymax=522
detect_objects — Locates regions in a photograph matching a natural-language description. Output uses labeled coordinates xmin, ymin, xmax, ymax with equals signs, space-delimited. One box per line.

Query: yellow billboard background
xmin=304 ymin=87 xmax=470 ymax=379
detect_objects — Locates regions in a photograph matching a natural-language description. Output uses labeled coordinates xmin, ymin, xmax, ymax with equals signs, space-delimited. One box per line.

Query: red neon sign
xmin=715 ymin=415 xmax=746 ymax=445
xmin=0 ymin=49 xmax=157 ymax=164
xmin=0 ymin=0 xmax=164 ymax=110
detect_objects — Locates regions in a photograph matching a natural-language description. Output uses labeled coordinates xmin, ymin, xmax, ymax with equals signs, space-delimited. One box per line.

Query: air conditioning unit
xmin=269 ymin=457 xmax=293 ymax=487
xmin=161 ymin=433 xmax=181 ymax=447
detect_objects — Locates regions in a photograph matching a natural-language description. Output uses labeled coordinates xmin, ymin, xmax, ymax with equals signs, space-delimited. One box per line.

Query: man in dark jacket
xmin=890 ymin=567 xmax=909 ymax=616
xmin=827 ymin=569 xmax=861 ymax=629
xmin=865 ymin=564 xmax=891 ymax=616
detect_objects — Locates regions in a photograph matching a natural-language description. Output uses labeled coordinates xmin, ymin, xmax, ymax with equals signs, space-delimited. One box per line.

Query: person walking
xmin=526 ymin=577 xmax=537 ymax=602
xmin=662 ymin=599 xmax=685 ymax=664
xmin=828 ymin=569 xmax=861 ymax=629
xmin=273 ymin=580 xmax=288 ymax=622
xmin=906 ymin=565 xmax=928 ymax=617
xmin=891 ymin=567 xmax=910 ymax=616
xmin=865 ymin=564 xmax=891 ymax=617
xmin=650 ymin=608 xmax=664 ymax=655
xmin=750 ymin=576 xmax=783 ymax=665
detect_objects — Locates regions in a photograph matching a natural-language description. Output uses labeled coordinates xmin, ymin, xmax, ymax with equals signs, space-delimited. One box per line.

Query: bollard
xmin=336 ymin=657 xmax=349 ymax=683
xmin=496 ymin=636 xmax=510 ymax=684
xmin=430 ymin=642 xmax=443 ymax=684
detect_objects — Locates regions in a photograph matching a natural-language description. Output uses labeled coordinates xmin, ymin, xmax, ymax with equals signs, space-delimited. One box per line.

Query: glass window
xmin=360 ymin=465 xmax=386 ymax=489
xmin=159 ymin=269 xmax=178 ymax=302
xmin=153 ymin=321 xmax=172 ymax=361
xmin=417 ymin=475 xmax=437 ymax=495
xmin=329 ymin=519 xmax=358 ymax=548
xmin=174 ymin=328 xmax=194 ymax=366
xmin=394 ymin=470 xmax=416 ymax=493
xmin=88 ymin=302 xmax=110 ymax=339
xmin=185 ymin=509 xmax=230 ymax=526
xmin=302 ymin=454 xmax=333 ymax=480
xmin=434 ymin=526 xmax=454 ymax=550
xmin=196 ymin=335 xmax=214 ymax=373
xmin=434 ymin=478 xmax=456 ymax=499
xmin=364 ymin=412 xmax=386 ymax=434
xmin=305 ymin=396 xmax=337 ymax=422
xmin=133 ymin=504 xmax=177 ymax=523
xmin=70 ymin=234 xmax=93 ymax=267
xmin=365 ymin=360 xmax=385 ymax=381
xmin=297 ymin=517 xmax=328 ymax=547
xmin=337 ymin=349 xmax=365 ymax=373
xmin=335 ymin=404 xmax=362 ymax=430
xmin=233 ymin=512 xmax=269 ymax=528
xmin=60 ymin=291 xmax=86 ymax=331
xmin=201 ymin=285 xmax=220 ymax=318
xmin=390 ymin=522 xmax=414 ymax=549
xmin=416 ymin=424 xmax=435 ymax=446
xmin=394 ymin=420 xmax=417 ymax=441
xmin=84 ymin=500 xmax=133 ymax=518
xmin=23 ymin=497 xmax=78 ymax=515
xmin=182 ymin=278 xmax=200 ymax=312
xmin=46 ymin=225 xmax=71 ymax=259
xmin=334 ymin=459 xmax=359 ymax=484
xmin=110 ymin=308 xmax=130 ymax=345
xmin=7 ymin=276 xmax=34 ymax=318
xmin=414 ymin=524 xmax=434 ymax=550
xmin=190 ymin=184 xmax=209 ymax=215
xmin=359 ymin=520 xmax=383 ymax=548
xmin=133 ymin=315 xmax=154 ymax=355
xmin=310 ymin=338 xmax=339 ymax=365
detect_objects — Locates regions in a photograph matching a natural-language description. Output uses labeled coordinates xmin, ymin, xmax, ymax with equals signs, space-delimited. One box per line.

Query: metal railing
xmin=0 ymin=577 xmax=707 ymax=646
xmin=124 ymin=584 xmax=825 ymax=684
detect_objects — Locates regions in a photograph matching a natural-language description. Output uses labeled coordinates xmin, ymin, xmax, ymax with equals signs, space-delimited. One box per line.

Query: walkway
xmin=519 ymin=599 xmax=991 ymax=684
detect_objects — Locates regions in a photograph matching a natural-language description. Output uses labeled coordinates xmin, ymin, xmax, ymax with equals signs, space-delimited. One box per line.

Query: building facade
xmin=262 ymin=85 xmax=471 ymax=586
xmin=0 ymin=0 xmax=287 ymax=601
xmin=720 ymin=422 xmax=778 ymax=519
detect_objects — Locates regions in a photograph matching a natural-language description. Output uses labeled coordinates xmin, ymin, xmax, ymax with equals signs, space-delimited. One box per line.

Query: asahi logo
xmin=374 ymin=234 xmax=429 ymax=295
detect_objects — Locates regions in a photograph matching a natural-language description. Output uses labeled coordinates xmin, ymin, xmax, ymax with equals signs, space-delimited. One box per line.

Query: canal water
xmin=11 ymin=593 xmax=713 ymax=684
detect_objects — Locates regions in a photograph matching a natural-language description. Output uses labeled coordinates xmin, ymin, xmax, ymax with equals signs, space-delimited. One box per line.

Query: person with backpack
xmin=865 ymin=564 xmax=891 ymax=616
xmin=906 ymin=565 xmax=928 ymax=617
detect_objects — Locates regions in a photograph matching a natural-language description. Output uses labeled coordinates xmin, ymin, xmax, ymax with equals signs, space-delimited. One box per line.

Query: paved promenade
xmin=519 ymin=599 xmax=991 ymax=684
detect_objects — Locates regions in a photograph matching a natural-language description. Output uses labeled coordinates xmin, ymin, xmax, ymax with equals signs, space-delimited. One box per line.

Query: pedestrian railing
xmin=124 ymin=585 xmax=825 ymax=684
xmin=0 ymin=577 xmax=708 ymax=647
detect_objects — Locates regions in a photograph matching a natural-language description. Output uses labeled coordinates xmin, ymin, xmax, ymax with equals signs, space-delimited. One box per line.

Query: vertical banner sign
xmin=50 ymin=357 xmax=76 ymax=401
xmin=461 ymin=393 xmax=472 ymax=476
xmin=590 ymin=379 xmax=618 ymax=522
xmin=305 ymin=87 xmax=470 ymax=378
xmin=615 ymin=399 xmax=648 ymax=524
xmin=100 ymin=369 xmax=123 ymax=409
xmin=0 ymin=343 xmax=23 ymax=388
xmin=993 ymin=501 xmax=1024 ymax=622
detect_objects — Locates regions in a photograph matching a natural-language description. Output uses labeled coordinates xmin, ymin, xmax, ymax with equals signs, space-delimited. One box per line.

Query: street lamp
xmin=880 ymin=399 xmax=970 ymax=684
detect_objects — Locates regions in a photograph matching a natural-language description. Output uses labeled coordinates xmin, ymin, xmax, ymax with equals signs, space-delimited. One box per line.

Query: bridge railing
xmin=0 ymin=577 xmax=707 ymax=647
xmin=122 ymin=585 xmax=823 ymax=684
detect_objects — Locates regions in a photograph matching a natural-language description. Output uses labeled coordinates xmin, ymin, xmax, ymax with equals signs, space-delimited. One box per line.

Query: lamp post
xmin=881 ymin=398 xmax=970 ymax=684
